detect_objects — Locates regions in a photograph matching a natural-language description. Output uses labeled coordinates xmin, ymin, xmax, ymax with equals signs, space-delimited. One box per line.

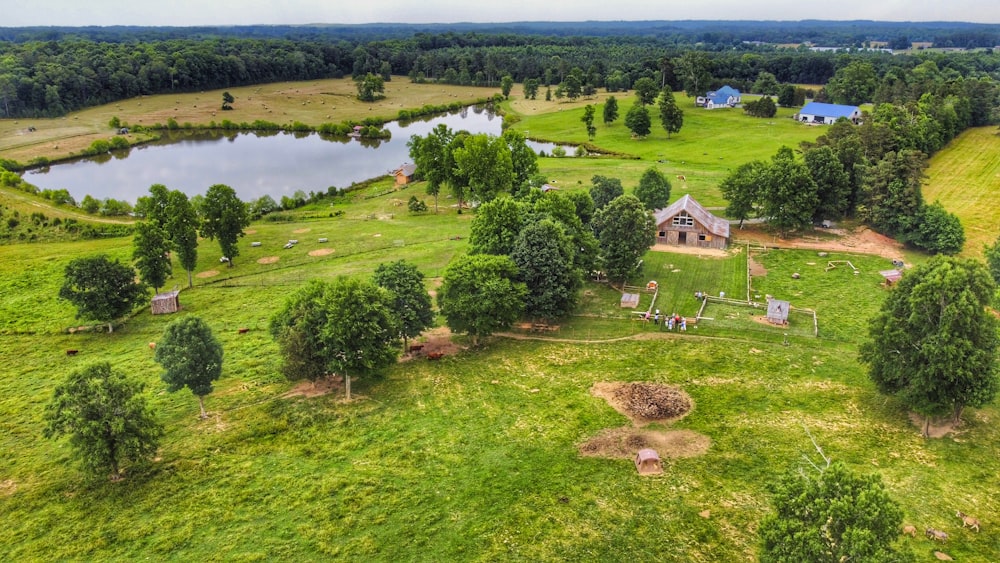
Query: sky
xmin=4 ymin=0 xmax=999 ymax=27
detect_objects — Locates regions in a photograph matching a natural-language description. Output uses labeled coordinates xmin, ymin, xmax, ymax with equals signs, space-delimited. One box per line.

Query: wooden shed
xmin=394 ymin=163 xmax=417 ymax=185
xmin=634 ymin=449 xmax=663 ymax=475
xmin=767 ymin=299 xmax=789 ymax=325
xmin=151 ymin=290 xmax=180 ymax=315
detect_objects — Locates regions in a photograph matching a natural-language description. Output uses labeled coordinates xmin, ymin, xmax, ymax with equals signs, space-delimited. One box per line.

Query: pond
xmin=24 ymin=106 xmax=574 ymax=203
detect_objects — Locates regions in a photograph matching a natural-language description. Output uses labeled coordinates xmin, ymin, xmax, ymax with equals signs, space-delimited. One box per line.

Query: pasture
xmin=1 ymin=84 xmax=999 ymax=561
xmin=922 ymin=126 xmax=1000 ymax=258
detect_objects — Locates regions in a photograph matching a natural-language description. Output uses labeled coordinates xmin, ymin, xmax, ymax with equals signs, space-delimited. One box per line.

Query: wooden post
xmin=345 ymin=374 xmax=351 ymax=401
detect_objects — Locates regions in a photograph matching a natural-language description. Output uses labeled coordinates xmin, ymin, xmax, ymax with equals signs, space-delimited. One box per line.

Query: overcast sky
xmin=5 ymin=0 xmax=999 ymax=27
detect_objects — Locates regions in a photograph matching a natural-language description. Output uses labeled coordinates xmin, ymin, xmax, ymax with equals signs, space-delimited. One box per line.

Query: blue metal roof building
xmin=798 ymin=102 xmax=861 ymax=124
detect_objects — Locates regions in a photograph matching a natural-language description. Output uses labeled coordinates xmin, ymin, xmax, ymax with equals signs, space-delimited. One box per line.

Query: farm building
xmin=151 ymin=290 xmax=180 ymax=315
xmin=767 ymin=299 xmax=790 ymax=325
xmin=653 ymin=194 xmax=730 ymax=250
xmin=797 ymin=102 xmax=861 ymax=125
xmin=696 ymin=85 xmax=741 ymax=109
xmin=393 ymin=163 xmax=417 ymax=185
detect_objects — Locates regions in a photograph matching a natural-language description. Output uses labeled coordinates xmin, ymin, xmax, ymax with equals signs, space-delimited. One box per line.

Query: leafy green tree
xmin=534 ymin=190 xmax=601 ymax=275
xmin=760 ymin=148 xmax=819 ymax=236
xmin=511 ymin=219 xmax=581 ymax=322
xmin=373 ymin=260 xmax=435 ymax=351
xmin=561 ymin=72 xmax=582 ymax=100
xmin=634 ymin=167 xmax=672 ymax=211
xmin=500 ymin=74 xmax=514 ymax=99
xmin=759 ymin=461 xmax=906 ymax=563
xmin=59 ymin=255 xmax=148 ymax=333
xmin=44 ymin=362 xmax=163 ymax=481
xmin=270 ymin=278 xmax=400 ymax=399
xmin=250 ymin=195 xmax=279 ymax=218
xmin=910 ymin=201 xmax=965 ymax=255
xmin=502 ymin=128 xmax=539 ymax=191
xmin=861 ymin=150 xmax=925 ymax=238
xmin=453 ymin=133 xmax=514 ymax=204
xmin=135 ymin=183 xmax=171 ymax=224
xmin=165 ymin=190 xmax=199 ymax=288
xmin=675 ymin=51 xmax=712 ymax=97
xmin=720 ymin=160 xmax=763 ymax=229
xmin=469 ymin=197 xmax=527 ymax=256
xmin=408 ymin=123 xmax=455 ymax=213
xmin=200 ymin=184 xmax=250 ymax=267
xmin=523 ymin=78 xmax=539 ymax=100
xmin=592 ymin=194 xmax=655 ymax=284
xmin=355 ymin=73 xmax=385 ymax=102
xmin=154 ymin=316 xmax=223 ymax=419
xmin=132 ymin=221 xmax=172 ymax=293
xmin=752 ymin=71 xmax=780 ymax=96
xmin=437 ymin=254 xmax=527 ymax=346
xmin=589 ymin=175 xmax=624 ymax=211
xmin=80 ymin=194 xmax=100 ymax=214
xmin=407 ymin=195 xmax=428 ymax=213
xmin=633 ymin=77 xmax=658 ymax=106
xmin=581 ymin=104 xmax=596 ymax=140
xmin=803 ymin=146 xmax=851 ymax=220
xmin=221 ymin=91 xmax=234 ymax=110
xmin=859 ymin=256 xmax=999 ymax=435
xmin=985 ymin=234 xmax=1000 ymax=285
xmin=827 ymin=61 xmax=878 ymax=106
xmin=624 ymin=103 xmax=651 ymax=138
xmin=744 ymin=96 xmax=777 ymax=118
xmin=602 ymin=95 xmax=619 ymax=125
xmin=657 ymin=87 xmax=683 ymax=138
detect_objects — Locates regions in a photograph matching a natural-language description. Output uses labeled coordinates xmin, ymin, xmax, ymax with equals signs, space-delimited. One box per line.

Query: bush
xmin=408 ymin=196 xmax=428 ymax=213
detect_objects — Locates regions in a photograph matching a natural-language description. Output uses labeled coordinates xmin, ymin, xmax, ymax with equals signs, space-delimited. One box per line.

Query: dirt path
xmin=732 ymin=225 xmax=905 ymax=261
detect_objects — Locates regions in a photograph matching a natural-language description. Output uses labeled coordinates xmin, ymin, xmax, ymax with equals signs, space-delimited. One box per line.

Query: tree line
xmin=3 ymin=29 xmax=1000 ymax=118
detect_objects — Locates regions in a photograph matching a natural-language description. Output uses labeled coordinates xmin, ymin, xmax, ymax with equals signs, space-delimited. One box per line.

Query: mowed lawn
xmin=922 ymin=126 xmax=1000 ymax=257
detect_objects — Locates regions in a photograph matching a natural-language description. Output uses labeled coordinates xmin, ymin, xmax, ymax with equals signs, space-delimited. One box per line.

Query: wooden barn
xmin=653 ymin=194 xmax=730 ymax=250
xmin=151 ymin=290 xmax=180 ymax=315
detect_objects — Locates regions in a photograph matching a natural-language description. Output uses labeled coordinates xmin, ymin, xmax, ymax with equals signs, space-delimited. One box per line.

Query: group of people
xmin=651 ymin=309 xmax=686 ymax=331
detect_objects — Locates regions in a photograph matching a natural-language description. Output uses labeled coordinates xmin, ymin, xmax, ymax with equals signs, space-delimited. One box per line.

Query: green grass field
xmin=2 ymin=85 xmax=1000 ymax=561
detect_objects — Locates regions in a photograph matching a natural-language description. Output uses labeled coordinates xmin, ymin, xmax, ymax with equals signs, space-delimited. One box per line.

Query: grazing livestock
xmin=66 ymin=349 xmax=79 ymax=356
xmin=926 ymin=528 xmax=948 ymax=542
xmin=902 ymin=525 xmax=917 ymax=537
xmin=148 ymin=342 xmax=156 ymax=350
xmin=676 ymin=175 xmax=686 ymax=181
xmin=957 ymin=511 xmax=980 ymax=532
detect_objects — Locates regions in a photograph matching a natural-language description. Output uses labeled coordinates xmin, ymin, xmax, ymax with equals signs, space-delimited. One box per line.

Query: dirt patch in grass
xmin=650 ymin=244 xmax=729 ymax=258
xmin=284 ymin=377 xmax=343 ymax=399
xmin=748 ymin=256 xmax=768 ymax=276
xmin=400 ymin=326 xmax=463 ymax=362
xmin=244 ymin=229 xmax=257 ymax=235
xmin=579 ymin=427 xmax=710 ymax=459
xmin=196 ymin=270 xmax=220 ymax=278
xmin=0 ymin=479 xmax=15 ymax=496
xmin=591 ymin=381 xmax=693 ymax=425
xmin=739 ymin=225 xmax=905 ymax=261
xmin=308 ymin=248 xmax=334 ymax=257
xmin=257 ymin=256 xmax=280 ymax=264
xmin=293 ymin=228 xmax=311 ymax=234
xmin=908 ymin=412 xmax=963 ymax=439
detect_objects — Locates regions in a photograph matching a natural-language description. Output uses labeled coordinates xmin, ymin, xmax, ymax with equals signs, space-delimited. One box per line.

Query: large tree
xmin=624 ymin=103 xmax=651 ymax=138
xmin=985 ymin=233 xmax=1000 ymax=285
xmin=44 ymin=362 xmax=163 ymax=481
xmin=592 ymin=194 xmax=655 ymax=285
xmin=826 ymin=61 xmax=878 ymax=106
xmin=720 ymin=160 xmax=767 ymax=229
xmin=602 ymin=95 xmax=619 ymax=126
xmin=675 ymin=51 xmax=712 ymax=98
xmin=165 ymin=189 xmax=200 ymax=288
xmin=589 ymin=175 xmax=624 ymax=211
xmin=634 ymin=167 xmax=672 ymax=211
xmin=910 ymin=201 xmax=965 ymax=255
xmin=453 ymin=133 xmax=513 ymax=204
xmin=759 ymin=147 xmax=819 ymax=236
xmin=859 ymin=256 xmax=999 ymax=435
xmin=861 ymin=150 xmax=925 ymax=238
xmin=581 ymin=104 xmax=596 ymax=140
xmin=59 ymin=255 xmax=148 ymax=333
xmin=632 ymin=77 xmax=658 ymax=106
xmin=132 ymin=221 xmax=172 ymax=294
xmin=802 ymin=145 xmax=851 ymax=221
xmin=502 ymin=128 xmax=539 ymax=191
xmin=372 ymin=260 xmax=435 ymax=351
xmin=200 ymin=184 xmax=250 ymax=267
xmin=355 ymin=72 xmax=385 ymax=102
xmin=468 ymin=197 xmax=527 ymax=256
xmin=408 ymin=123 xmax=455 ymax=213
xmin=154 ymin=316 xmax=224 ymax=419
xmin=511 ymin=218 xmax=581 ymax=322
xmin=657 ymin=87 xmax=683 ymax=138
xmin=270 ymin=278 xmax=400 ymax=399
xmin=437 ymin=254 xmax=527 ymax=346
xmin=759 ymin=460 xmax=905 ymax=562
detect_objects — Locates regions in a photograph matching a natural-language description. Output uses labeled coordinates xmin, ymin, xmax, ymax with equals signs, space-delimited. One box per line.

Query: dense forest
xmin=1 ymin=21 xmax=1000 ymax=118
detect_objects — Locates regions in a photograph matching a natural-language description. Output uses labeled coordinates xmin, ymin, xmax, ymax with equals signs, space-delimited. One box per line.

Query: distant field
xmin=0 ymin=78 xmax=502 ymax=164
xmin=507 ymin=93 xmax=824 ymax=207
xmin=922 ymin=126 xmax=1000 ymax=257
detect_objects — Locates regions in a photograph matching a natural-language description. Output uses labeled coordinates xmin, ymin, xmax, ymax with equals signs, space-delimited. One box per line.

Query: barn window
xmin=698 ymin=234 xmax=707 ymax=241
xmin=658 ymin=231 xmax=666 ymax=237
xmin=671 ymin=212 xmax=694 ymax=227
